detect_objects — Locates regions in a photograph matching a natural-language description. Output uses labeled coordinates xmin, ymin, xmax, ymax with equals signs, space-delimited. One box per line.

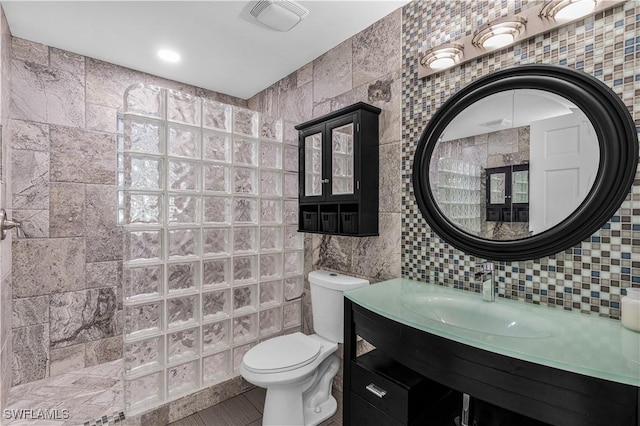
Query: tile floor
xmin=3 ymin=359 xmax=124 ymax=426
xmin=3 ymin=359 xmax=342 ymax=426
xmin=168 ymin=387 xmax=343 ymax=426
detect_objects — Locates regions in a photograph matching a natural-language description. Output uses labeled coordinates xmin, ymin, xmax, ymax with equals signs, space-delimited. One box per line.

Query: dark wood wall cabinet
xmin=295 ymin=102 xmax=381 ymax=236
xmin=344 ymin=299 xmax=640 ymax=426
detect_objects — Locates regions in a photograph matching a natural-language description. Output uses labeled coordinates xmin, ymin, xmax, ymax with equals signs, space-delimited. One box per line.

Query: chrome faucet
xmin=475 ymin=262 xmax=495 ymax=302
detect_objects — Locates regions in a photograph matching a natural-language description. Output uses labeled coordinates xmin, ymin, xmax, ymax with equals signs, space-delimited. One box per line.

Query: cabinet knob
xmin=321 ymin=178 xmax=330 ymax=184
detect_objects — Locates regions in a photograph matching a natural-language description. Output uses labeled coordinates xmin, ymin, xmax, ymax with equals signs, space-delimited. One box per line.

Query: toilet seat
xmin=242 ymin=333 xmax=322 ymax=374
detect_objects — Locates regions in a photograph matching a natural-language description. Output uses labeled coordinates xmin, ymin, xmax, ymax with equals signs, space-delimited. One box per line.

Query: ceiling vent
xmin=249 ymin=0 xmax=310 ymax=32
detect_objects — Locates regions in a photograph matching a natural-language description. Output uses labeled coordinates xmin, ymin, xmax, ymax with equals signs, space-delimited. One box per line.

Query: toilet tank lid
xmin=308 ymin=270 xmax=369 ymax=291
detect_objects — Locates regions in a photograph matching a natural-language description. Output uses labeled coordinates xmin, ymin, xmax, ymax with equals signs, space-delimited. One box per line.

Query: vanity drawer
xmin=351 ymin=349 xmax=452 ymax=424
xmin=350 ymin=392 xmax=403 ymax=426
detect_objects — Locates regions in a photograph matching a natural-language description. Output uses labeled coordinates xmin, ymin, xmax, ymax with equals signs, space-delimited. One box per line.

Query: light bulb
xmin=158 ymin=49 xmax=181 ymax=63
xmin=555 ymin=0 xmax=596 ymax=20
xmin=482 ymin=33 xmax=515 ymax=49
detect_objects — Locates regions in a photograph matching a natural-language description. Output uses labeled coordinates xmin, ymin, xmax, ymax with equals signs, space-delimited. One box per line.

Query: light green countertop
xmin=345 ymin=278 xmax=640 ymax=387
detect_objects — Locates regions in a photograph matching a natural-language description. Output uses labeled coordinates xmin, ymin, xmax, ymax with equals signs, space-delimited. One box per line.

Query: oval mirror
xmin=413 ymin=64 xmax=637 ymax=261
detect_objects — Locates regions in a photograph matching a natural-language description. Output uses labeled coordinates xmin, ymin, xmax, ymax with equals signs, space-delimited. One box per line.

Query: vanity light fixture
xmin=157 ymin=49 xmax=181 ymax=63
xmin=420 ymin=43 xmax=464 ymax=71
xmin=539 ymin=0 xmax=597 ymax=21
xmin=472 ymin=16 xmax=527 ymax=50
xmin=418 ymin=0 xmax=623 ymax=79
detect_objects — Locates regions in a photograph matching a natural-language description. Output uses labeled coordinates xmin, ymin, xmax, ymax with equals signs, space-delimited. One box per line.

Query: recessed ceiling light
xmin=158 ymin=49 xmax=181 ymax=63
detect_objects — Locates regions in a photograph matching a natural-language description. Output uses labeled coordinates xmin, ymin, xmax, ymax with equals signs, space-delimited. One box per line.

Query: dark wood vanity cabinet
xmin=295 ymin=102 xmax=380 ymax=236
xmin=344 ymin=299 xmax=640 ymax=426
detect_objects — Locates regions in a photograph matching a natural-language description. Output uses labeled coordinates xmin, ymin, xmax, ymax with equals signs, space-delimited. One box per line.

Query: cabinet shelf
xmin=295 ymin=102 xmax=380 ymax=236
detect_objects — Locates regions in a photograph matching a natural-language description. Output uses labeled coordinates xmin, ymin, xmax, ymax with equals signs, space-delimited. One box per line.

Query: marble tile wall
xmin=8 ymin=37 xmax=247 ymax=386
xmin=0 ymin=4 xmax=12 ymax=410
xmin=401 ymin=1 xmax=640 ymax=319
xmin=248 ymin=8 xmax=404 ymax=335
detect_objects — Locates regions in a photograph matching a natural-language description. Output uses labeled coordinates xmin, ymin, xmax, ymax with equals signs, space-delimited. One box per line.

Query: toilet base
xmin=303 ymin=395 xmax=337 ymax=426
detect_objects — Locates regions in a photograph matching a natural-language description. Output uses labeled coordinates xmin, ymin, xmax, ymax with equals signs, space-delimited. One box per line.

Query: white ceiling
xmin=1 ymin=1 xmax=409 ymax=100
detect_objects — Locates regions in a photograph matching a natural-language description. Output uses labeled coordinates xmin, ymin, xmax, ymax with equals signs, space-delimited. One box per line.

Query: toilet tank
xmin=308 ymin=270 xmax=369 ymax=343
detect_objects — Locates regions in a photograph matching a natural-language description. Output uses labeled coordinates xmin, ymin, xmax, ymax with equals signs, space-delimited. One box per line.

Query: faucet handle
xmin=0 ymin=209 xmax=23 ymax=240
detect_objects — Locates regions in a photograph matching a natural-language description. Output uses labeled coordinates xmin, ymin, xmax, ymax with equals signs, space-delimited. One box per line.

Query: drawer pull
xmin=365 ymin=383 xmax=387 ymax=398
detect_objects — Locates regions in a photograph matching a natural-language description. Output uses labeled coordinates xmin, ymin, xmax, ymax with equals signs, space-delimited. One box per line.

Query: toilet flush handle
xmin=0 ymin=209 xmax=23 ymax=240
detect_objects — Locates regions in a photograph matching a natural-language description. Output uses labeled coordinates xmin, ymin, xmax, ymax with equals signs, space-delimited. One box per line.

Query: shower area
xmin=3 ymin=84 xmax=303 ymax=424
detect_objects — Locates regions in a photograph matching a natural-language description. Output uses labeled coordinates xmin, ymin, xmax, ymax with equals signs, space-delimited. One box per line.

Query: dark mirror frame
xmin=413 ymin=64 xmax=638 ymax=261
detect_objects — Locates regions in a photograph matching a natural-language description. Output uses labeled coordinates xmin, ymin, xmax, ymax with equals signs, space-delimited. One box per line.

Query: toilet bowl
xmin=240 ymin=270 xmax=369 ymax=426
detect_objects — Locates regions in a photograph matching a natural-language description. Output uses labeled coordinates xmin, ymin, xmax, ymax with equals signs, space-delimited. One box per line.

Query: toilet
xmin=240 ymin=270 xmax=369 ymax=426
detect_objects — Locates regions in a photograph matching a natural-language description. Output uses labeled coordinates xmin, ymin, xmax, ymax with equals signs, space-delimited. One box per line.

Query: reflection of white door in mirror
xmin=529 ymin=110 xmax=598 ymax=234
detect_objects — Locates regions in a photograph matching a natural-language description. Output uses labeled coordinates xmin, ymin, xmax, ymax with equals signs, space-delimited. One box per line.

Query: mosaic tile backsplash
xmin=401 ymin=0 xmax=640 ymax=320
xmin=118 ymin=85 xmax=303 ymax=414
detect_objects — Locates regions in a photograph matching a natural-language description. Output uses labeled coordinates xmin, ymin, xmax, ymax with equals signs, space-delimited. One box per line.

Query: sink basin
xmin=400 ymin=294 xmax=556 ymax=338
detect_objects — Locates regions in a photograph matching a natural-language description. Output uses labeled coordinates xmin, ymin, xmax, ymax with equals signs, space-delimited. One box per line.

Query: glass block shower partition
xmin=117 ymin=84 xmax=304 ymax=415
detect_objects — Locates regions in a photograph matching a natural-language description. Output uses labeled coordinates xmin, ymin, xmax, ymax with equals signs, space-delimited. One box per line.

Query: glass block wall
xmin=117 ymin=84 xmax=304 ymax=415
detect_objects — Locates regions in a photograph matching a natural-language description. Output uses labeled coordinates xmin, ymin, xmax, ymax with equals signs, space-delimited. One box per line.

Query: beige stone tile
xmin=85 ymin=58 xmax=146 ymax=110
xmin=313 ymin=40 xmax=352 ymax=104
xmin=379 ymin=142 xmax=402 ymax=213
xmin=85 ymin=261 xmax=120 ymax=289
xmin=11 ymin=59 xmax=84 ymax=128
xmin=279 ymin=82 xmax=313 ymax=124
xmin=49 ymin=182 xmax=85 ymax=238
xmin=11 ymin=324 xmax=49 ymax=385
xmin=85 ymin=103 xmax=118 ymax=133
xmin=297 ymin=62 xmax=313 ymax=87
xmin=12 ymin=238 xmax=85 ymax=298
xmin=49 ymin=48 xmax=84 ymax=75
xmin=312 ymin=235 xmax=353 ymax=272
xmin=9 ymin=119 xmax=49 ymax=151
xmin=84 ymin=335 xmax=122 ymax=367
xmin=50 ymin=126 xmax=115 ymax=184
xmin=12 ymin=209 xmax=49 ymax=239
xmin=11 ymin=149 xmax=49 ymax=210
xmin=11 ymin=37 xmax=48 ymax=66
xmin=352 ymin=8 xmax=402 ymax=88
xmin=12 ymin=295 xmax=49 ymax=328
xmin=49 ymin=344 xmax=85 ymax=376
xmin=352 ymin=212 xmax=401 ymax=281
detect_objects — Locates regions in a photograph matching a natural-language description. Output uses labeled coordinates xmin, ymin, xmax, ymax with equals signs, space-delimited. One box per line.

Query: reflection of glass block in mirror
xmin=332 ymin=123 xmax=353 ymax=153
xmin=490 ymin=174 xmax=506 ymax=204
xmin=332 ymin=176 xmax=353 ymax=195
xmin=305 ymin=172 xmax=322 ymax=197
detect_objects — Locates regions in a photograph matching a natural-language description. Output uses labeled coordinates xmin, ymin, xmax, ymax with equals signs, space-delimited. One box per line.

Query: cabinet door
xmin=327 ymin=114 xmax=358 ymax=201
xmin=300 ymin=126 xmax=325 ymax=202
